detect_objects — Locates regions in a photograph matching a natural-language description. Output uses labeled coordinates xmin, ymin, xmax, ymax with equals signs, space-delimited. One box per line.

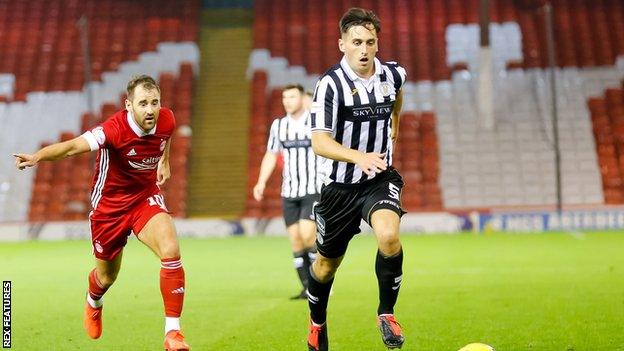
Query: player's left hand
xmin=13 ymin=153 xmax=38 ymax=170
xmin=156 ymin=160 xmax=171 ymax=186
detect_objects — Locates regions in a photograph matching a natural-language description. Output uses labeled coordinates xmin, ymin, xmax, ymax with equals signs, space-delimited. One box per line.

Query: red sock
xmin=160 ymin=256 xmax=185 ymax=317
xmin=88 ymin=268 xmax=108 ymax=301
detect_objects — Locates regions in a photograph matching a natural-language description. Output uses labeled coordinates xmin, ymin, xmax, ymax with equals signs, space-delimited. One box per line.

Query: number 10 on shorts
xmin=148 ymin=194 xmax=168 ymax=211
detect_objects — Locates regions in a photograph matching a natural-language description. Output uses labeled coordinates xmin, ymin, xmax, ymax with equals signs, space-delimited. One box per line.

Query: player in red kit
xmin=14 ymin=75 xmax=190 ymax=350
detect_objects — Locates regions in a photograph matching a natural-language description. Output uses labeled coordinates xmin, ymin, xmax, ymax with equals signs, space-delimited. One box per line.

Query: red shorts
xmin=89 ymin=193 xmax=169 ymax=261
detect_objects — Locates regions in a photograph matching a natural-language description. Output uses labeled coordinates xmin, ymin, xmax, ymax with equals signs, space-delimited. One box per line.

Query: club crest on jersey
xmin=380 ymin=82 xmax=393 ymax=97
xmin=94 ymin=240 xmax=103 ymax=254
xmin=160 ymin=140 xmax=166 ymax=151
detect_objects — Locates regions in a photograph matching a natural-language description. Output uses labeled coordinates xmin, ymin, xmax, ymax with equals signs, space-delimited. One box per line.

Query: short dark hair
xmin=305 ymin=90 xmax=313 ymax=97
xmin=283 ymin=84 xmax=305 ymax=94
xmin=339 ymin=8 xmax=381 ymax=34
xmin=127 ymin=75 xmax=160 ymax=100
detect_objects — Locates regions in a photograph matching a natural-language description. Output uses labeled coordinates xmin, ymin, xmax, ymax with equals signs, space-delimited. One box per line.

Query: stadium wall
xmin=0 ymin=213 xmax=464 ymax=242
xmin=5 ymin=207 xmax=624 ymax=241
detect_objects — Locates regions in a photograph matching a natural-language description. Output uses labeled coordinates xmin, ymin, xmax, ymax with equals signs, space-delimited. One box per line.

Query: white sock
xmin=86 ymin=294 xmax=103 ymax=308
xmin=165 ymin=317 xmax=181 ymax=334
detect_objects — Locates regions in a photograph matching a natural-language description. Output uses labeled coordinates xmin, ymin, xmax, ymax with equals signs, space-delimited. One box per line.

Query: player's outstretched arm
xmin=13 ymin=136 xmax=92 ymax=170
xmin=253 ymin=152 xmax=277 ymax=201
xmin=311 ymin=132 xmax=387 ymax=177
xmin=157 ymin=138 xmax=172 ymax=186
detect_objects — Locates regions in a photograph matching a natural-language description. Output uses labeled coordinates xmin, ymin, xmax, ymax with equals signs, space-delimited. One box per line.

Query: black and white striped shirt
xmin=267 ymin=110 xmax=322 ymax=198
xmin=311 ymin=57 xmax=407 ymax=184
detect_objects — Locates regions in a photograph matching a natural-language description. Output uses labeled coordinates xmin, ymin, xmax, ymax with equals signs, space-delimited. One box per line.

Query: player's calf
xmin=375 ymin=249 xmax=404 ymax=348
xmin=294 ymin=250 xmax=310 ymax=288
xmin=375 ymin=249 xmax=403 ymax=315
xmin=160 ymin=257 xmax=190 ymax=350
xmin=160 ymin=256 xmax=185 ymax=328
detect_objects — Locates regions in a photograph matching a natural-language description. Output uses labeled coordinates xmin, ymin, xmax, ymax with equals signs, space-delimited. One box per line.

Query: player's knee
xmin=159 ymin=240 xmax=180 ymax=259
xmin=376 ymin=228 xmax=401 ymax=255
xmin=313 ymin=258 xmax=339 ymax=282
xmin=291 ymin=239 xmax=304 ymax=252
xmin=300 ymin=229 xmax=316 ymax=245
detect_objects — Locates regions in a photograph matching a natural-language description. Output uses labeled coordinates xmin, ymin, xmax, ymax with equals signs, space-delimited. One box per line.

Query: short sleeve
xmin=161 ymin=107 xmax=177 ymax=135
xmin=386 ymin=62 xmax=407 ymax=91
xmin=81 ymin=117 xmax=119 ymax=151
xmin=266 ymin=119 xmax=281 ymax=153
xmin=310 ymin=75 xmax=338 ymax=133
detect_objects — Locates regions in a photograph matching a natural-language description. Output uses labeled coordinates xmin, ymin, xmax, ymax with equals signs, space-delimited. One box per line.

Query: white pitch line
xmin=567 ymin=231 xmax=586 ymax=240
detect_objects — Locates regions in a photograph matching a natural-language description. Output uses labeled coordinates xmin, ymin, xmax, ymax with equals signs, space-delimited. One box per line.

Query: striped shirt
xmin=310 ymin=57 xmax=407 ymax=184
xmin=267 ymin=110 xmax=322 ymax=198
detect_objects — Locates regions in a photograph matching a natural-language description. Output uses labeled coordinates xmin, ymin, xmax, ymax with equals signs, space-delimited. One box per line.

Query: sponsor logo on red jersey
xmin=89 ymin=108 xmax=176 ymax=215
xmin=128 ymin=156 xmax=161 ymax=170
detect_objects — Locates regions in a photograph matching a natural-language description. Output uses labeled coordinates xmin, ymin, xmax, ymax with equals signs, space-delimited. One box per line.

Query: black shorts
xmin=313 ymin=167 xmax=406 ymax=258
xmin=282 ymin=193 xmax=320 ymax=227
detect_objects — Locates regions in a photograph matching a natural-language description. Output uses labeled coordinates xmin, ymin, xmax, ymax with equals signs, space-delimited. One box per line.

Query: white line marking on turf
xmin=567 ymin=231 xmax=586 ymax=240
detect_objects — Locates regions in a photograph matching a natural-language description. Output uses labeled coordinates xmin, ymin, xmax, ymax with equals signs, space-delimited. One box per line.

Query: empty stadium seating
xmin=588 ymin=85 xmax=624 ymax=204
xmin=252 ymin=0 xmax=624 ymax=81
xmin=0 ymin=0 xmax=199 ymax=222
xmin=245 ymin=71 xmax=286 ymax=218
xmin=28 ymin=67 xmax=194 ymax=221
xmin=248 ymin=0 xmax=624 ymax=211
xmin=10 ymin=0 xmax=624 ymax=220
xmin=394 ymin=111 xmax=443 ymax=210
xmin=435 ymin=24 xmax=613 ymax=207
xmin=0 ymin=0 xmax=199 ymax=101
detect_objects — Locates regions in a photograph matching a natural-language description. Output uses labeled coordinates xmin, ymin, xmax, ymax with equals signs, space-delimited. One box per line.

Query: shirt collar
xmin=340 ymin=56 xmax=383 ymax=82
xmin=127 ymin=110 xmax=156 ymax=137
xmin=287 ymin=109 xmax=310 ymax=124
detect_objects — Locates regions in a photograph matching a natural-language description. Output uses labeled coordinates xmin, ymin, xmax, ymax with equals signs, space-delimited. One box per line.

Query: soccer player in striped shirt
xmin=14 ymin=75 xmax=190 ymax=350
xmin=306 ymin=8 xmax=407 ymax=350
xmin=253 ymin=84 xmax=321 ymax=299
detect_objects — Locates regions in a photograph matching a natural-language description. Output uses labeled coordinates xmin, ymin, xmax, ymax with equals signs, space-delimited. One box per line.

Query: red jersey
xmin=82 ymin=108 xmax=176 ymax=216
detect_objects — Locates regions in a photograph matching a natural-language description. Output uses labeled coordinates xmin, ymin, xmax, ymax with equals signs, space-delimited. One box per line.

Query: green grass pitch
xmin=1 ymin=232 xmax=623 ymax=350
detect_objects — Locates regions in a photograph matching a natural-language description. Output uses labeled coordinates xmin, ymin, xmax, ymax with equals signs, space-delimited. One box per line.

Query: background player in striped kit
xmin=13 ymin=75 xmax=190 ymax=351
xmin=306 ymin=8 xmax=407 ymax=351
xmin=253 ymin=84 xmax=322 ymax=299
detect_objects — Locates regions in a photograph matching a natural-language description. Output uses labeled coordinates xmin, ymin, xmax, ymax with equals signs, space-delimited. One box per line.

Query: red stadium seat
xmin=589 ymin=86 xmax=624 ymax=204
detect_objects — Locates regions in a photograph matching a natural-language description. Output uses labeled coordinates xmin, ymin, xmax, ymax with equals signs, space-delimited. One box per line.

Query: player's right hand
xmin=13 ymin=153 xmax=38 ymax=170
xmin=253 ymin=183 xmax=265 ymax=201
xmin=356 ymin=152 xmax=387 ymax=177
